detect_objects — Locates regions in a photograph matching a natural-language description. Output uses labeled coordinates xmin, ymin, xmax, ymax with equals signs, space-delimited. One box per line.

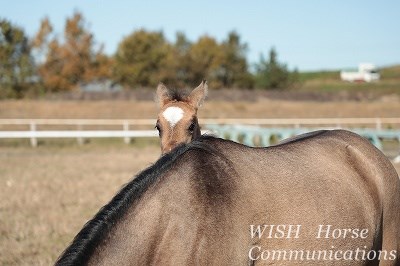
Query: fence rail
xmin=203 ymin=117 xmax=400 ymax=129
xmin=1 ymin=118 xmax=400 ymax=147
xmin=206 ymin=124 xmax=400 ymax=151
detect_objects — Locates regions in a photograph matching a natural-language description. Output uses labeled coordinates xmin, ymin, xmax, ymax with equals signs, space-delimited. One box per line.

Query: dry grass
xmin=1 ymin=98 xmax=400 ymax=119
xmin=0 ymin=144 xmax=159 ymax=265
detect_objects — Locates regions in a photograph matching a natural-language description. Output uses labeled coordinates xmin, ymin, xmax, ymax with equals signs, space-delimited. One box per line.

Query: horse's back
xmin=87 ymin=141 xmax=250 ymax=265
xmin=70 ymin=130 xmax=400 ymax=265
xmin=207 ymin=129 xmax=400 ymax=264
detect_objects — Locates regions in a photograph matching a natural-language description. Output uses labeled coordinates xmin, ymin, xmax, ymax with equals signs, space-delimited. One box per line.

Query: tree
xmin=255 ymin=47 xmax=295 ymax=89
xmin=184 ymin=32 xmax=253 ymax=89
xmin=31 ymin=17 xmax=52 ymax=64
xmin=113 ymin=29 xmax=254 ymax=89
xmin=114 ymin=30 xmax=172 ymax=88
xmin=170 ymin=32 xmax=192 ymax=87
xmin=220 ymin=31 xmax=253 ymax=88
xmin=187 ymin=35 xmax=225 ymax=88
xmin=0 ymin=19 xmax=35 ymax=98
xmin=34 ymin=12 xmax=113 ymax=92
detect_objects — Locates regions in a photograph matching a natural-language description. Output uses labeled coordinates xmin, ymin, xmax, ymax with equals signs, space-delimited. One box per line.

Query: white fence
xmin=1 ymin=118 xmax=400 ymax=147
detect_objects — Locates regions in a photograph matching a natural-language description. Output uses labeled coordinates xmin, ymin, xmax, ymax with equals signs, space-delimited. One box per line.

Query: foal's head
xmin=155 ymin=80 xmax=208 ymax=154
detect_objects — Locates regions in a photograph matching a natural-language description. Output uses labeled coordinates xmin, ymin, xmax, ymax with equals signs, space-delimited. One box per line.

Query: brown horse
xmin=155 ymin=80 xmax=207 ymax=154
xmin=55 ymin=131 xmax=400 ymax=265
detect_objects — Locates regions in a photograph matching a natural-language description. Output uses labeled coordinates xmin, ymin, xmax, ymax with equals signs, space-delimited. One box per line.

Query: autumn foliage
xmin=0 ymin=11 xmax=297 ymax=98
xmin=33 ymin=13 xmax=113 ymax=92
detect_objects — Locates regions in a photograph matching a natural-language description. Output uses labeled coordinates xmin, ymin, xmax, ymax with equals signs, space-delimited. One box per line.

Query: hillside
xmin=299 ymin=64 xmax=400 ymax=81
xmin=380 ymin=65 xmax=400 ymax=79
xmin=296 ymin=65 xmax=400 ymax=95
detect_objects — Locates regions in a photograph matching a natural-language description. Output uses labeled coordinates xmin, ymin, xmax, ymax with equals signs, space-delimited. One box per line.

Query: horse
xmin=155 ymin=80 xmax=207 ymax=154
xmin=55 ymin=131 xmax=400 ymax=265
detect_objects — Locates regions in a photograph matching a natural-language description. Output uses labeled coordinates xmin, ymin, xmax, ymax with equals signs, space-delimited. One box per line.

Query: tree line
xmin=0 ymin=11 xmax=298 ymax=98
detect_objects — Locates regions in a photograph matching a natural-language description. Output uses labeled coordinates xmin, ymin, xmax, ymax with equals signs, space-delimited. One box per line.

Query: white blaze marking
xmin=162 ymin=107 xmax=184 ymax=127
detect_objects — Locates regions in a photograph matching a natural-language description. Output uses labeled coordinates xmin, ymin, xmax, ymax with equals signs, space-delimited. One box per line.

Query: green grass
xmin=299 ymin=65 xmax=400 ymax=82
xmin=296 ymin=65 xmax=400 ymax=94
xmin=299 ymin=70 xmax=340 ymax=82
xmin=380 ymin=65 xmax=400 ymax=79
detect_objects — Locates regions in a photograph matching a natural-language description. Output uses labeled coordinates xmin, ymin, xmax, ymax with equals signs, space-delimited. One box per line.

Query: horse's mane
xmin=55 ymin=135 xmax=218 ymax=266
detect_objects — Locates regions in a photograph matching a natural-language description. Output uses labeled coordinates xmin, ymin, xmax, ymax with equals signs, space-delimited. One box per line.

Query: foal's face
xmin=157 ymin=101 xmax=200 ymax=154
xmin=156 ymin=81 xmax=208 ymax=154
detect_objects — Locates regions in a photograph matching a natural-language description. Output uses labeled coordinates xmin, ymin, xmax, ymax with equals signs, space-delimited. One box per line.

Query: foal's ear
xmin=156 ymin=83 xmax=171 ymax=108
xmin=188 ymin=80 xmax=208 ymax=108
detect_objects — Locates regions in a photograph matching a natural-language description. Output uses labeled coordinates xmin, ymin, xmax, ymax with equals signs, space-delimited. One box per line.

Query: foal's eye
xmin=188 ymin=121 xmax=196 ymax=132
xmin=155 ymin=123 xmax=161 ymax=136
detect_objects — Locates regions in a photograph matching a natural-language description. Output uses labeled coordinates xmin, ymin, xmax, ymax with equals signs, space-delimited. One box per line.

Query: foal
xmin=155 ymin=80 xmax=208 ymax=154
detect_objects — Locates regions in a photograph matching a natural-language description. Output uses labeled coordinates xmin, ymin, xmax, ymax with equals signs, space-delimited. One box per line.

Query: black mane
xmin=55 ymin=135 xmax=218 ymax=266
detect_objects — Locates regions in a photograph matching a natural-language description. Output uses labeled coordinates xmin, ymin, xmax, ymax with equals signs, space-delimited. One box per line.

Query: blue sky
xmin=1 ymin=0 xmax=399 ymax=71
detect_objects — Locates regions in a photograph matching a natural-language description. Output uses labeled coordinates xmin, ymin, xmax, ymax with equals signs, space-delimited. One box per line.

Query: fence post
xmin=376 ymin=118 xmax=382 ymax=130
xmin=30 ymin=121 xmax=37 ymax=147
xmin=77 ymin=123 xmax=84 ymax=145
xmin=123 ymin=121 xmax=131 ymax=144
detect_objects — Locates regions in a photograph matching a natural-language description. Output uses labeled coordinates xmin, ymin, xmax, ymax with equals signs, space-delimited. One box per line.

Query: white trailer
xmin=340 ymin=63 xmax=380 ymax=82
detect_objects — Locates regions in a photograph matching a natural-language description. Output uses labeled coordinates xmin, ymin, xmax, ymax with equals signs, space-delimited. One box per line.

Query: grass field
xmin=298 ymin=65 xmax=400 ymax=94
xmin=0 ymin=143 xmax=159 ymax=265
xmin=1 ymin=95 xmax=400 ymax=265
xmin=1 ymin=97 xmax=400 ymax=120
